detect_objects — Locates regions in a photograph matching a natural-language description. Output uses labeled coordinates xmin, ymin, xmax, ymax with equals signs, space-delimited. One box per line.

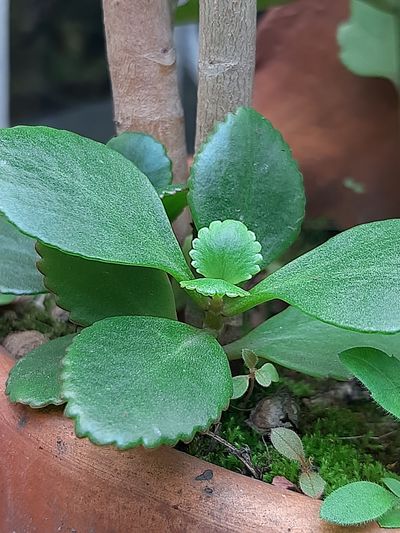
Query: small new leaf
xmin=320 ymin=481 xmax=397 ymax=526
xmin=180 ymin=278 xmax=249 ymax=298
xmin=255 ymin=363 xmax=279 ymax=387
xmin=270 ymin=427 xmax=305 ymax=462
xmin=189 ymin=220 xmax=262 ymax=284
xmin=299 ymin=471 xmax=326 ymax=499
xmin=231 ymin=375 xmax=250 ymax=399
xmin=242 ymin=349 xmax=258 ymax=370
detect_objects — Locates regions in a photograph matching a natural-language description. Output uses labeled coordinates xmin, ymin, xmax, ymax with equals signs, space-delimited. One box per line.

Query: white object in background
xmin=0 ymin=0 xmax=9 ymax=127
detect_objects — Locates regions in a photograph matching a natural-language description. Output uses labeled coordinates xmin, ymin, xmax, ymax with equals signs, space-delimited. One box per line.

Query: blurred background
xmin=2 ymin=0 xmax=400 ymax=228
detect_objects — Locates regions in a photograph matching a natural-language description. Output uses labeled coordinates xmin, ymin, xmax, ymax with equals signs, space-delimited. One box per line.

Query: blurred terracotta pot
xmin=0 ymin=347 xmax=382 ymax=532
xmin=254 ymin=0 xmax=400 ymax=228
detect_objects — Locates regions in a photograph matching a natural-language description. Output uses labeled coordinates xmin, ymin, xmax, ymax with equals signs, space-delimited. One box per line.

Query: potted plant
xmin=1 ymin=0 xmax=399 ymax=531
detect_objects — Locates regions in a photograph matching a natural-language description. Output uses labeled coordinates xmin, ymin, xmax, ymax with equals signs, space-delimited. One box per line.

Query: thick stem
xmin=103 ymin=0 xmax=188 ymax=181
xmin=195 ymin=0 xmax=257 ymax=149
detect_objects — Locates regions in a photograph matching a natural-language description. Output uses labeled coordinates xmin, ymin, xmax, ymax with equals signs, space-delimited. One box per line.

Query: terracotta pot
xmin=254 ymin=0 xmax=400 ymax=229
xmin=0 ymin=346 xmax=383 ymax=532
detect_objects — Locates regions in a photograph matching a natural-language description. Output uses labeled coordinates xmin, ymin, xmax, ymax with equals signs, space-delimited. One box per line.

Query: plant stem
xmin=195 ymin=0 xmax=257 ymax=149
xmin=203 ymin=296 xmax=225 ymax=336
xmin=102 ymin=0 xmax=188 ymax=181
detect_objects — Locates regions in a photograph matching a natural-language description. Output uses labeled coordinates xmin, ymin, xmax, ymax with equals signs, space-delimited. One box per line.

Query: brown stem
xmin=203 ymin=430 xmax=262 ymax=479
xmin=102 ymin=0 xmax=188 ymax=181
xmin=195 ymin=0 xmax=257 ymax=149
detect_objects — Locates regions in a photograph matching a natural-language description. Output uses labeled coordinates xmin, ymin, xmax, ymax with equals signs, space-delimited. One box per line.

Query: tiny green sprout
xmin=270 ymin=427 xmax=326 ymax=499
xmin=231 ymin=349 xmax=279 ymax=400
xmin=189 ymin=220 xmax=263 ymax=284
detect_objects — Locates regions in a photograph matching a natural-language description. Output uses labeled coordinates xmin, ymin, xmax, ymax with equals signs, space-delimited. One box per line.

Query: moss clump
xmin=186 ymin=386 xmax=397 ymax=496
xmin=0 ymin=296 xmax=76 ymax=341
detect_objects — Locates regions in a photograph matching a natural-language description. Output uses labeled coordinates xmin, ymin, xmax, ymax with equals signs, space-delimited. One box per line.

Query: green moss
xmin=0 ymin=296 xmax=76 ymax=341
xmin=186 ymin=387 xmax=398 ymax=496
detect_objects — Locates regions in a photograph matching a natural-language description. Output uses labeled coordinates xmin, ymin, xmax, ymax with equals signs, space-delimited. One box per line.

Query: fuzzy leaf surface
xmin=231 ymin=375 xmax=249 ymax=399
xmin=37 ymin=244 xmax=177 ymax=326
xmin=188 ymin=108 xmax=305 ymax=267
xmin=255 ymin=363 xmax=279 ymax=387
xmin=6 ymin=335 xmax=75 ymax=407
xmin=225 ymin=306 xmax=400 ymax=379
xmin=0 ymin=215 xmax=44 ymax=295
xmin=299 ymin=471 xmax=326 ymax=499
xmin=320 ymin=481 xmax=396 ymax=525
xmin=225 ymin=220 xmax=400 ymax=333
xmin=270 ymin=427 xmax=305 ymax=462
xmin=0 ymin=126 xmax=191 ymax=281
xmin=383 ymin=478 xmax=400 ymax=498
xmin=63 ymin=316 xmax=232 ymax=448
xmin=340 ymin=347 xmax=400 ymax=419
xmin=107 ymin=131 xmax=172 ymax=193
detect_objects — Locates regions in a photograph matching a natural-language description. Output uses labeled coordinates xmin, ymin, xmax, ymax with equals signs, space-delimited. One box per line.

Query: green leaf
xmin=160 ymin=183 xmax=188 ymax=221
xmin=180 ymin=278 xmax=249 ymax=298
xmin=225 ymin=220 xmax=400 ymax=334
xmin=320 ymin=481 xmax=397 ymax=526
xmin=378 ymin=506 xmax=400 ymax=528
xmin=37 ymin=244 xmax=177 ymax=326
xmin=338 ymin=0 xmax=400 ymax=87
xmin=231 ymin=375 xmax=249 ymax=399
xmin=107 ymin=131 xmax=172 ymax=194
xmin=6 ymin=335 xmax=75 ymax=407
xmin=270 ymin=427 xmax=305 ymax=462
xmin=62 ymin=316 xmax=232 ymax=448
xmin=255 ymin=363 xmax=279 ymax=387
xmin=242 ymin=348 xmax=258 ymax=369
xmin=188 ymin=108 xmax=305 ymax=268
xmin=299 ymin=471 xmax=326 ymax=499
xmin=340 ymin=347 xmax=400 ymax=419
xmin=0 ymin=214 xmax=44 ymax=295
xmin=0 ymin=126 xmax=191 ymax=282
xmin=189 ymin=220 xmax=262 ymax=284
xmin=225 ymin=306 xmax=400 ymax=379
xmin=0 ymin=294 xmax=15 ymax=305
xmin=383 ymin=478 xmax=400 ymax=498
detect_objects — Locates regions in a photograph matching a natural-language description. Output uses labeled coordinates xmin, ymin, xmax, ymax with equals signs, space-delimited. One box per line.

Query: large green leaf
xmin=338 ymin=0 xmax=400 ymax=87
xmin=62 ymin=316 xmax=232 ymax=448
xmin=6 ymin=335 xmax=75 ymax=407
xmin=225 ymin=307 xmax=400 ymax=379
xmin=340 ymin=347 xmax=400 ymax=419
xmin=225 ymin=220 xmax=400 ymax=334
xmin=188 ymin=108 xmax=305 ymax=268
xmin=107 ymin=132 xmax=172 ymax=194
xmin=320 ymin=481 xmax=396 ymax=526
xmin=37 ymin=244 xmax=177 ymax=326
xmin=0 ymin=126 xmax=191 ymax=281
xmin=0 ymin=215 xmax=44 ymax=295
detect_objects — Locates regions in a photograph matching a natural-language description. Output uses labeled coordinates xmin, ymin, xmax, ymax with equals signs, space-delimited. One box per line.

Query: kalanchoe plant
xmin=1 ymin=107 xmax=400 ymax=450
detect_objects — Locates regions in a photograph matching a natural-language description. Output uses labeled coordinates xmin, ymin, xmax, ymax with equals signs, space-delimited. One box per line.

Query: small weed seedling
xmin=1 ymin=108 xmax=399 ymax=525
xmin=270 ymin=427 xmax=326 ymax=499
